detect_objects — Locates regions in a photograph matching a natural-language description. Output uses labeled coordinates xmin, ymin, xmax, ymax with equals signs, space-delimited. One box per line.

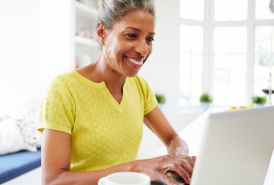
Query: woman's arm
xmin=143 ymin=106 xmax=196 ymax=180
xmin=144 ymin=105 xmax=190 ymax=156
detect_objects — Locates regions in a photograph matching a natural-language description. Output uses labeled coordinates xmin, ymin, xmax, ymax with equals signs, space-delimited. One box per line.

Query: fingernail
xmin=188 ymin=177 xmax=191 ymax=183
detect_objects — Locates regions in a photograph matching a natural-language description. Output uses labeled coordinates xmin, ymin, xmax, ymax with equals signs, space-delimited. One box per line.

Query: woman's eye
xmin=126 ymin=34 xmax=137 ymax=38
xmin=147 ymin=38 xmax=154 ymax=42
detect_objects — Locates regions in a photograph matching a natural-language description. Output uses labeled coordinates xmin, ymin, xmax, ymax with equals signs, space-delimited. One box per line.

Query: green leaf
xmin=252 ymin=96 xmax=267 ymax=104
xmin=199 ymin=93 xmax=213 ymax=103
xmin=155 ymin=94 xmax=166 ymax=104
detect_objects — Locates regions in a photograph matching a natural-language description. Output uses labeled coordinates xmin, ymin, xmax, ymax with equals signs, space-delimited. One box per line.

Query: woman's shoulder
xmin=46 ymin=70 xmax=79 ymax=92
xmin=127 ymin=74 xmax=152 ymax=97
xmin=55 ymin=70 xmax=77 ymax=81
xmin=130 ymin=74 xmax=150 ymax=87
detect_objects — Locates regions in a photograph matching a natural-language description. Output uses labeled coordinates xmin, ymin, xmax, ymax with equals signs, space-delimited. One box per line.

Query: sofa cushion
xmin=14 ymin=97 xmax=41 ymax=151
xmin=0 ymin=149 xmax=41 ymax=184
xmin=0 ymin=117 xmax=27 ymax=155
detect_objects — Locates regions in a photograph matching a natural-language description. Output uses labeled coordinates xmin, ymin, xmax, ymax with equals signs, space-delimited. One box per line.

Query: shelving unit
xmin=75 ymin=35 xmax=98 ymax=46
xmin=75 ymin=1 xmax=98 ymax=19
xmin=73 ymin=0 xmax=101 ymax=69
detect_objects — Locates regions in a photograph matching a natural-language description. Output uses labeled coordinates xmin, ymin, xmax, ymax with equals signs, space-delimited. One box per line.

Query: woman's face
xmin=101 ymin=10 xmax=155 ymax=77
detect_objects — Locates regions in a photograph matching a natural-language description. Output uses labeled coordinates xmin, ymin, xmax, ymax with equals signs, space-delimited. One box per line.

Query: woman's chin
xmin=125 ymin=70 xmax=139 ymax=78
xmin=127 ymin=73 xmax=139 ymax=78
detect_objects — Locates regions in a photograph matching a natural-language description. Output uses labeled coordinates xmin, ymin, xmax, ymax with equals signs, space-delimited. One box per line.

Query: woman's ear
xmin=97 ymin=22 xmax=106 ymax=45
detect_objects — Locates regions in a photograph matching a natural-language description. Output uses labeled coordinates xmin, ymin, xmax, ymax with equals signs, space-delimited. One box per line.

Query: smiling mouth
xmin=125 ymin=55 xmax=145 ymax=66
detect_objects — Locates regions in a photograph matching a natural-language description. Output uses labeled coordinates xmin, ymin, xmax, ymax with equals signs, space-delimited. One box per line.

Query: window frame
xmin=179 ymin=0 xmax=274 ymax=111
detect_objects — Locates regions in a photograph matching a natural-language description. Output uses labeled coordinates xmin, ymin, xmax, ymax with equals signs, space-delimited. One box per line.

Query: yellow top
xmin=38 ymin=70 xmax=158 ymax=171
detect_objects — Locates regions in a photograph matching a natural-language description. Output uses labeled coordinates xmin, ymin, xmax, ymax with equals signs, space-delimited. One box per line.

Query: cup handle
xmin=98 ymin=177 xmax=106 ymax=185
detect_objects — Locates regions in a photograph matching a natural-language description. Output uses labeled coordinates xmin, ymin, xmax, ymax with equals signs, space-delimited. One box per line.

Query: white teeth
xmin=125 ymin=56 xmax=144 ymax=65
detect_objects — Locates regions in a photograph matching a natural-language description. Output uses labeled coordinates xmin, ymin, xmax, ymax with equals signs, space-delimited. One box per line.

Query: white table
xmin=153 ymin=108 xmax=274 ymax=185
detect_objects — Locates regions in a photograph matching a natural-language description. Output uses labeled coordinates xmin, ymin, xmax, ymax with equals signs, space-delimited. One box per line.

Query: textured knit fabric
xmin=38 ymin=70 xmax=158 ymax=171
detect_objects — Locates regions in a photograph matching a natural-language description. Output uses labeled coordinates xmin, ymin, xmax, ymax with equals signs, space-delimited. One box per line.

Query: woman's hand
xmin=132 ymin=154 xmax=196 ymax=185
xmin=143 ymin=106 xmax=197 ymax=184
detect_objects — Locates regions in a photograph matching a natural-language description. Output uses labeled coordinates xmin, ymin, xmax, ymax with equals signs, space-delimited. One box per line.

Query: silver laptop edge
xmin=191 ymin=106 xmax=274 ymax=185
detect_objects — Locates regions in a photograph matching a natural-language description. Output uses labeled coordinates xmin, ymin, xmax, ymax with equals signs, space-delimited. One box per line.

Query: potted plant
xmin=199 ymin=93 xmax=213 ymax=110
xmin=252 ymin=96 xmax=267 ymax=106
xmin=155 ymin=94 xmax=166 ymax=109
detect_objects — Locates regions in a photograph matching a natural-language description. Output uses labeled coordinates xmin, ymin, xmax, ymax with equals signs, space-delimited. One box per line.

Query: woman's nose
xmin=135 ymin=40 xmax=149 ymax=56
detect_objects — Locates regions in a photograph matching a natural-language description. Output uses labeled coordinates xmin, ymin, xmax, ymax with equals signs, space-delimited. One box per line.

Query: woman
xmin=38 ymin=0 xmax=196 ymax=184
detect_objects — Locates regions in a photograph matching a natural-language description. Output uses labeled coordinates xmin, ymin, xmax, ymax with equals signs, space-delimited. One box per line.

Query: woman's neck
xmin=77 ymin=56 xmax=126 ymax=92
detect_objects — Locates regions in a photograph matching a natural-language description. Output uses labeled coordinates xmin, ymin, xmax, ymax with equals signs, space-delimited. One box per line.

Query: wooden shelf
xmin=75 ymin=35 xmax=99 ymax=47
xmin=75 ymin=1 xmax=98 ymax=20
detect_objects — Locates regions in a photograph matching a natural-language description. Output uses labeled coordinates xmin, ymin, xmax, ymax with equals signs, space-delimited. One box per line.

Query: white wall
xmin=140 ymin=0 xmax=181 ymax=114
xmin=0 ymin=0 xmax=40 ymax=113
xmin=40 ymin=0 xmax=74 ymax=99
xmin=0 ymin=0 xmax=75 ymax=113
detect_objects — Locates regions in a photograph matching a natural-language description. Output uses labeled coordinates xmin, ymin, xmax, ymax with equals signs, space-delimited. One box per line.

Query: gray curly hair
xmin=98 ymin=0 xmax=155 ymax=30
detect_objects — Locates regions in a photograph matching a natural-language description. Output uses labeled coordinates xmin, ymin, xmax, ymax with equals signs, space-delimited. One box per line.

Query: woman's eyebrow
xmin=125 ymin=27 xmax=155 ymax=35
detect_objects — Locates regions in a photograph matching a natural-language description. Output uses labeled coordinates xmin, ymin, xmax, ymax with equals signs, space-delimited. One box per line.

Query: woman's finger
xmin=166 ymin=163 xmax=192 ymax=184
xmin=155 ymin=171 xmax=178 ymax=185
xmin=172 ymin=155 xmax=195 ymax=168
xmin=178 ymin=158 xmax=193 ymax=176
xmin=165 ymin=155 xmax=193 ymax=177
xmin=182 ymin=156 xmax=195 ymax=168
xmin=191 ymin=156 xmax=197 ymax=163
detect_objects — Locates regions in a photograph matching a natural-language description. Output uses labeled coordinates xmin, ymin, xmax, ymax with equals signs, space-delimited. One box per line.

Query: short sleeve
xmin=38 ymin=77 xmax=75 ymax=135
xmin=136 ymin=75 xmax=158 ymax=115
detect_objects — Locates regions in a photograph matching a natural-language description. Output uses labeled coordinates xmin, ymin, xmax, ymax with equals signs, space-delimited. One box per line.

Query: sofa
xmin=0 ymin=97 xmax=42 ymax=184
xmin=0 ymin=149 xmax=41 ymax=184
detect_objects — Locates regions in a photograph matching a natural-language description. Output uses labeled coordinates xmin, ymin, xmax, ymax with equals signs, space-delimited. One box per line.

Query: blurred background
xmin=1 ymin=0 xmax=274 ymax=114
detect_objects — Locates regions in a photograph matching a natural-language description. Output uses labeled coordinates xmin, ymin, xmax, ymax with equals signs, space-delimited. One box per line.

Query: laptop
xmin=169 ymin=106 xmax=274 ymax=185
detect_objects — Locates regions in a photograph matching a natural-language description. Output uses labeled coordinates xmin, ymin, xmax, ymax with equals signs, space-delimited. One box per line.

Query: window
xmin=180 ymin=0 xmax=204 ymax=20
xmin=256 ymin=0 xmax=274 ymax=19
xmin=213 ymin=27 xmax=247 ymax=105
xmin=180 ymin=25 xmax=204 ymax=106
xmin=254 ymin=26 xmax=274 ymax=102
xmin=179 ymin=0 xmax=205 ymax=107
xmin=215 ymin=0 xmax=248 ymax=21
xmin=179 ymin=0 xmax=274 ymax=108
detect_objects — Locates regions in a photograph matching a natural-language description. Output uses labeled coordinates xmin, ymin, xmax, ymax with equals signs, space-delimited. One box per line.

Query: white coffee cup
xmin=98 ymin=172 xmax=150 ymax=185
